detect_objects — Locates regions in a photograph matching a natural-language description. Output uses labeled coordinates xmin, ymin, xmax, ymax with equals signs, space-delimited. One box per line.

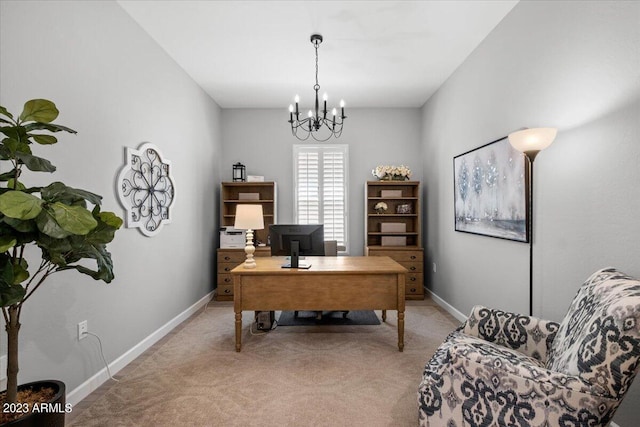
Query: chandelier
xmin=288 ymin=34 xmax=346 ymax=141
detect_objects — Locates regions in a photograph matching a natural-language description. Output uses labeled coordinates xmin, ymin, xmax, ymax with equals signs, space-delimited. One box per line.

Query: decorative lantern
xmin=233 ymin=162 xmax=246 ymax=182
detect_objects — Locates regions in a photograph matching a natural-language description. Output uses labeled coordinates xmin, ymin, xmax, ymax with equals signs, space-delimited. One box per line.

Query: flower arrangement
xmin=372 ymin=165 xmax=412 ymax=181
xmin=374 ymin=201 xmax=388 ymax=214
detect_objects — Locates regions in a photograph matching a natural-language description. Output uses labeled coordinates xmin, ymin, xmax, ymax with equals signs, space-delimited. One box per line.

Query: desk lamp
xmin=234 ymin=204 xmax=264 ymax=269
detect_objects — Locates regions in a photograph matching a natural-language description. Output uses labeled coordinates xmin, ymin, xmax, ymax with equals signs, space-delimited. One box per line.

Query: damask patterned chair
xmin=418 ymin=267 xmax=640 ymax=426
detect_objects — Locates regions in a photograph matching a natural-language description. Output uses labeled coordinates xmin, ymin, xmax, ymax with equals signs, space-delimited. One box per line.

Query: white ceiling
xmin=118 ymin=1 xmax=518 ymax=109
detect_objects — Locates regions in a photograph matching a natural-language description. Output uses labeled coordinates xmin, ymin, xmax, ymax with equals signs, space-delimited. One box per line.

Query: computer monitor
xmin=269 ymin=224 xmax=324 ymax=268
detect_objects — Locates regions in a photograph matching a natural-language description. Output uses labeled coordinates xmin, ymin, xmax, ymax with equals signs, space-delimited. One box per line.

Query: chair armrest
xmin=419 ymin=332 xmax=620 ymax=427
xmin=458 ymin=305 xmax=559 ymax=362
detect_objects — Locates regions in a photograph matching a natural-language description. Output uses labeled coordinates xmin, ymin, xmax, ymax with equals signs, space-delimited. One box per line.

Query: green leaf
xmin=49 ymin=202 xmax=97 ymax=235
xmin=36 ymin=210 xmax=72 ymax=238
xmin=0 ymin=106 xmax=14 ymax=120
xmin=0 ymin=191 xmax=43 ymax=219
xmin=31 ymin=134 xmax=57 ymax=145
xmin=41 ymin=182 xmax=102 ymax=206
xmin=0 ymin=126 xmax=28 ymax=141
xmin=0 ymin=284 xmax=26 ymax=307
xmin=3 ymin=137 xmax=31 ymax=155
xmin=85 ymin=210 xmax=122 ymax=245
xmin=0 ymin=170 xmax=17 ymax=182
xmin=0 ymin=236 xmax=16 ymax=252
xmin=98 ymin=211 xmax=123 ymax=230
xmin=60 ymin=243 xmax=115 ymax=283
xmin=15 ymin=152 xmax=56 ymax=172
xmin=11 ymin=261 xmax=29 ymax=285
xmin=37 ymin=234 xmax=72 ymax=265
xmin=19 ymin=99 xmax=58 ymax=123
xmin=6 ymin=179 xmax=26 ymax=191
xmin=23 ymin=122 xmax=77 ymax=134
xmin=0 ymin=256 xmax=26 ymax=306
xmin=3 ymin=217 xmax=37 ymax=233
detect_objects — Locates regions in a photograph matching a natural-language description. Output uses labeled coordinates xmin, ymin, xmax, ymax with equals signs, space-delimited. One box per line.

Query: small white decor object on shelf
xmin=372 ymin=165 xmax=412 ymax=181
xmin=374 ymin=201 xmax=388 ymax=214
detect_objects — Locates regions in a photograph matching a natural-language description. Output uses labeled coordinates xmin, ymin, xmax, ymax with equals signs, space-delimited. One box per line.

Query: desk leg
xmin=382 ymin=310 xmax=387 ymax=322
xmin=398 ymin=309 xmax=405 ymax=352
xmin=235 ymin=311 xmax=242 ymax=352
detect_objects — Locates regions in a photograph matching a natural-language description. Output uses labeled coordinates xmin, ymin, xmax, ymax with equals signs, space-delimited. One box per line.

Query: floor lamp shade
xmin=234 ymin=204 xmax=264 ymax=269
xmin=508 ymin=128 xmax=557 ymax=160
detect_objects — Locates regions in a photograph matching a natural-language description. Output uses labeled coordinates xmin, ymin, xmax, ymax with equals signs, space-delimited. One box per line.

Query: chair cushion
xmin=546 ymin=267 xmax=640 ymax=397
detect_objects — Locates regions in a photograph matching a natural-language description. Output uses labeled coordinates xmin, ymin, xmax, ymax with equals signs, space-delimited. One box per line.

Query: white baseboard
xmin=425 ymin=288 xmax=467 ymax=323
xmin=67 ymin=291 xmax=214 ymax=406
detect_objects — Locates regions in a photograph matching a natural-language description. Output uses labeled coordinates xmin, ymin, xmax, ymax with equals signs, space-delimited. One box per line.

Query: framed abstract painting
xmin=453 ymin=136 xmax=529 ymax=242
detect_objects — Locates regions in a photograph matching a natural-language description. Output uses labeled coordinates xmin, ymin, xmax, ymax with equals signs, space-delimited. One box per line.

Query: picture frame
xmin=453 ymin=136 xmax=529 ymax=242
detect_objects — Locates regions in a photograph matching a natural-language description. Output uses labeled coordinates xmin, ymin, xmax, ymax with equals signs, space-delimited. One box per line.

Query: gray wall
xmin=0 ymin=0 xmax=221 ymax=395
xmin=420 ymin=1 xmax=640 ymax=424
xmin=222 ymin=108 xmax=422 ymax=255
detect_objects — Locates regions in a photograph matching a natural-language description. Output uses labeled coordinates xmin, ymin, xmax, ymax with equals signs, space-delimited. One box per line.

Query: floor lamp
xmin=508 ymin=128 xmax=557 ymax=316
xmin=234 ymin=204 xmax=264 ymax=269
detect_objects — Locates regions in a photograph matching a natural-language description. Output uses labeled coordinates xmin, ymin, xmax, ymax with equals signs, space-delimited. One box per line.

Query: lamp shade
xmin=234 ymin=204 xmax=264 ymax=230
xmin=508 ymin=128 xmax=557 ymax=155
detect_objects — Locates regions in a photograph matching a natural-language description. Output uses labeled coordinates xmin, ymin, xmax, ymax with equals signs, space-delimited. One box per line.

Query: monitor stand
xmin=281 ymin=241 xmax=311 ymax=269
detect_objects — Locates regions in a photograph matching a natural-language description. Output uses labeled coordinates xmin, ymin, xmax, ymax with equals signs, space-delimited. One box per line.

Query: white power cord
xmin=86 ymin=332 xmax=119 ymax=382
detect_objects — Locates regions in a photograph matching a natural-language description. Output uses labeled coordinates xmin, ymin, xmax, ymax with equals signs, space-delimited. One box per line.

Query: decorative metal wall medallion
xmin=117 ymin=143 xmax=175 ymax=237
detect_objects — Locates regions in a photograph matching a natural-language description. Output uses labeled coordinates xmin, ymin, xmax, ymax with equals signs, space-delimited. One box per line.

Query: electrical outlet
xmin=433 ymin=262 xmax=437 ymax=273
xmin=78 ymin=320 xmax=88 ymax=340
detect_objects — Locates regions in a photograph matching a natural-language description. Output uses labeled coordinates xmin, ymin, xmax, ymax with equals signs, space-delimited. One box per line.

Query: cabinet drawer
xmin=406 ymin=283 xmax=424 ymax=296
xmin=368 ymin=250 xmax=423 ymax=262
xmin=406 ymin=272 xmax=423 ymax=285
xmin=397 ymin=261 xmax=422 ymax=273
xmin=217 ymin=283 xmax=234 ymax=298
xmin=217 ymin=273 xmax=234 ymax=287
xmin=219 ymin=262 xmax=241 ymax=274
xmin=217 ymin=252 xmax=246 ymax=263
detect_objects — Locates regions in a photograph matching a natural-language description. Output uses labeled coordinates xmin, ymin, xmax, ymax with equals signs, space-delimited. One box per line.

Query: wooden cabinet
xmin=216 ymin=247 xmax=271 ymax=301
xmin=365 ymin=181 xmax=424 ymax=299
xmin=220 ymin=181 xmax=277 ymax=246
xmin=217 ymin=182 xmax=277 ymax=301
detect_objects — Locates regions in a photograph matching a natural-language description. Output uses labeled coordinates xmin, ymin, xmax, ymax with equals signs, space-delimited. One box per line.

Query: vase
xmin=380 ymin=175 xmax=407 ymax=181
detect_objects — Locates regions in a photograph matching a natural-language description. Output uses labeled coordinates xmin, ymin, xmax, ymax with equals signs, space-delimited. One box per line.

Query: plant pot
xmin=1 ymin=380 xmax=66 ymax=427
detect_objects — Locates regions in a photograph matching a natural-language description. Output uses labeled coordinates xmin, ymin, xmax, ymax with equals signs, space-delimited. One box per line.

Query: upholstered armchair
xmin=418 ymin=267 xmax=640 ymax=427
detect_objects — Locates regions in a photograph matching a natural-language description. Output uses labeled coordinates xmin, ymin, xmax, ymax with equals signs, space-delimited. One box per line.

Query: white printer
xmin=219 ymin=227 xmax=246 ymax=248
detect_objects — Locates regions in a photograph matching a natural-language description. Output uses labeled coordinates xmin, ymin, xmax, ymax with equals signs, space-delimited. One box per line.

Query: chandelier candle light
xmin=288 ymin=34 xmax=346 ymax=141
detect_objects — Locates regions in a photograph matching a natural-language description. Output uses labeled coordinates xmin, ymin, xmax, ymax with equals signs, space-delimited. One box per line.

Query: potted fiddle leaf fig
xmin=0 ymin=99 xmax=122 ymax=425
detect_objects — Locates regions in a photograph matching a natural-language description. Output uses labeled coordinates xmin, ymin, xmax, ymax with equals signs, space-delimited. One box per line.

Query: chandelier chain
xmin=314 ymin=41 xmax=320 ymax=91
xmin=288 ymin=34 xmax=345 ymax=141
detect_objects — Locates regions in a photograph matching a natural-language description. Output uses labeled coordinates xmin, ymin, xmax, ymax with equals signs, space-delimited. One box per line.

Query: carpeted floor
xmin=68 ymin=298 xmax=460 ymax=427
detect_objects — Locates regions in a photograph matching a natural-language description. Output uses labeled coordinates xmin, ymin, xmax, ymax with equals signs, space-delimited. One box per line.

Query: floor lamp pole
xmin=528 ymin=156 xmax=535 ymax=316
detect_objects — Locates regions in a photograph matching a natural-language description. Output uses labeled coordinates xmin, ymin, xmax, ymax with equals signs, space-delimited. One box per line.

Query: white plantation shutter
xmin=294 ymin=145 xmax=349 ymax=253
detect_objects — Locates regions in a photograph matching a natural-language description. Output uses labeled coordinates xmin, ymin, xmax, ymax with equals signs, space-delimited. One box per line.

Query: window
xmin=293 ymin=144 xmax=349 ymax=253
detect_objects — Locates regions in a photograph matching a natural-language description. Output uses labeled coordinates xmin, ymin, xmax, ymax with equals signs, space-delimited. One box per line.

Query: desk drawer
xmin=369 ymin=250 xmax=423 ymax=262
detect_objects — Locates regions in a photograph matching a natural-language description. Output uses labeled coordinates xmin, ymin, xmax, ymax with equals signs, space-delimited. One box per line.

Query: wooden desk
xmin=231 ymin=256 xmax=406 ymax=352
